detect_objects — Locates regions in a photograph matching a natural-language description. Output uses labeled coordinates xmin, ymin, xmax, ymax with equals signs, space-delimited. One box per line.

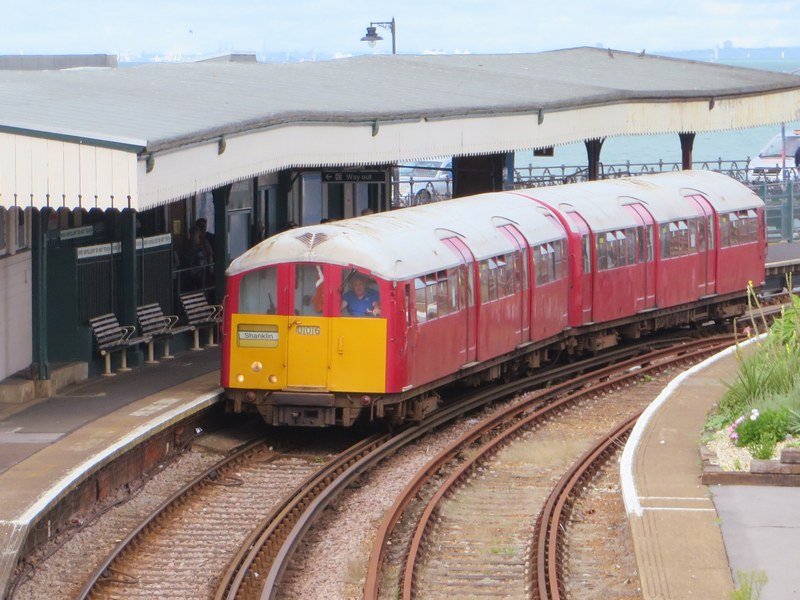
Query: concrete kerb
xmin=619 ymin=334 xmax=764 ymax=517
xmin=0 ymin=388 xmax=222 ymax=599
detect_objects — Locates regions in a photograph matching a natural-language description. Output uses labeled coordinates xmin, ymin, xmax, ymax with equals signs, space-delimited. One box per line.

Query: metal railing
xmin=390 ymin=158 xmax=799 ymax=242
xmin=511 ymin=158 xmax=754 ymax=187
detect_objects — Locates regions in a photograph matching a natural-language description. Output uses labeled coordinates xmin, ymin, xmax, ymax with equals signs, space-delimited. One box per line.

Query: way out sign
xmin=322 ymin=171 xmax=387 ymax=183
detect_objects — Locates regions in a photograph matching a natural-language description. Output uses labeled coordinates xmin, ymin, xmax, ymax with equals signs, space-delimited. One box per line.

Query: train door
xmin=442 ymin=236 xmax=477 ymax=365
xmin=565 ymin=212 xmax=593 ymax=323
xmin=625 ymin=204 xmax=657 ymax=309
xmin=498 ymin=224 xmax=531 ymax=343
xmin=685 ymin=194 xmax=717 ymax=296
xmin=286 ymin=263 xmax=329 ymax=388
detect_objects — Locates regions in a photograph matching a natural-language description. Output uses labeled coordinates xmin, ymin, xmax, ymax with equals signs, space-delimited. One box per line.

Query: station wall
xmin=0 ymin=252 xmax=33 ymax=380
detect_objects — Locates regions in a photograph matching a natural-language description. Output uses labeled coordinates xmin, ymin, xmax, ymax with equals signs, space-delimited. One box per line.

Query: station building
xmin=1 ymin=48 xmax=799 ymax=384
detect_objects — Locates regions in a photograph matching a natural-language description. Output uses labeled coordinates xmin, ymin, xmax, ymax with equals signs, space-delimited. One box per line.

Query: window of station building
xmin=479 ymin=252 xmax=518 ymax=302
xmin=414 ymin=269 xmax=459 ymax=323
xmin=596 ymin=229 xmax=636 ymax=271
xmin=239 ymin=267 xmax=278 ymax=314
xmin=15 ymin=207 xmax=30 ymax=251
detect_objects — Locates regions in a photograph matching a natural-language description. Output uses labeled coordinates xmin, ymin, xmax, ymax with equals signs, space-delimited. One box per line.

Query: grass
xmin=731 ymin=570 xmax=767 ymax=600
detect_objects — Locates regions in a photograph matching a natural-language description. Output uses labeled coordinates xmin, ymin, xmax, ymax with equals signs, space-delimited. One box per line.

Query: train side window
xmin=689 ymin=219 xmax=698 ymax=251
xmin=406 ymin=284 xmax=413 ymax=326
xmin=706 ymin=217 xmax=714 ymax=250
xmin=415 ymin=278 xmax=427 ymax=323
xmin=239 ymin=267 xmax=278 ymax=314
xmin=581 ymin=235 xmax=591 ymax=273
xmin=425 ymin=273 xmax=439 ymax=319
xmin=729 ymin=212 xmax=740 ymax=246
xmin=595 ymin=236 xmax=607 ymax=271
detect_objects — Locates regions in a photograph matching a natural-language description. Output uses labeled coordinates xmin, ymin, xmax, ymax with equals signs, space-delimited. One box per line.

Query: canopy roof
xmin=1 ymin=47 xmax=799 ymax=211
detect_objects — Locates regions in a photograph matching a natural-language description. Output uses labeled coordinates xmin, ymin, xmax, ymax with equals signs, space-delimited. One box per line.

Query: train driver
xmin=342 ymin=274 xmax=381 ymax=317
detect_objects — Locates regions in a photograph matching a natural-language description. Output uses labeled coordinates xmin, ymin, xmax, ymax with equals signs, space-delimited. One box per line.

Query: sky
xmin=2 ymin=0 xmax=800 ymax=59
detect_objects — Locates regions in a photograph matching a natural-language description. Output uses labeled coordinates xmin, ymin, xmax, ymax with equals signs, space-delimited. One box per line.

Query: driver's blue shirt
xmin=343 ymin=288 xmax=380 ymax=316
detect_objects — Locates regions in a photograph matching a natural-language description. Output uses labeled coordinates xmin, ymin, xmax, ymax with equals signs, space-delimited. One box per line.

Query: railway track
xmin=362 ymin=335 xmax=733 ymax=599
xmin=76 ymin=439 xmax=323 ymax=599
xmin=73 ymin=332 xmax=737 ymax=599
xmin=218 ymin=334 xmax=699 ymax=599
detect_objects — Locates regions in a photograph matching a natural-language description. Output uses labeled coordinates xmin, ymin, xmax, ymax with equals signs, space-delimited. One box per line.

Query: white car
xmin=747 ymin=132 xmax=800 ymax=181
xmin=397 ymin=159 xmax=453 ymax=205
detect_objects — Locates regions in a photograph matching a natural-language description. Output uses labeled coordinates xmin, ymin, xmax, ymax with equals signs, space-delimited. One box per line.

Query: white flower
xmin=750 ymin=413 xmax=758 ymax=421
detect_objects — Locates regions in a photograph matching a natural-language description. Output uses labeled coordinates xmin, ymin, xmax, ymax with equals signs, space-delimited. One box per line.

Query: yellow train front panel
xmin=228 ymin=313 xmax=387 ymax=393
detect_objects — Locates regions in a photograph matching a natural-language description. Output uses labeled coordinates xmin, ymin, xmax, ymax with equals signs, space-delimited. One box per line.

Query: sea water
xmin=515 ymin=59 xmax=800 ymax=169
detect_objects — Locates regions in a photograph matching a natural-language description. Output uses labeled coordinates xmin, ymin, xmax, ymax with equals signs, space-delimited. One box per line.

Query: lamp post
xmin=361 ymin=18 xmax=396 ymax=54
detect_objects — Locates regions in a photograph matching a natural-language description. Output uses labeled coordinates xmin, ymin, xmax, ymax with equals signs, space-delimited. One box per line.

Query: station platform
xmin=0 ymin=348 xmax=222 ymax=597
xmin=622 ymin=339 xmax=800 ymax=599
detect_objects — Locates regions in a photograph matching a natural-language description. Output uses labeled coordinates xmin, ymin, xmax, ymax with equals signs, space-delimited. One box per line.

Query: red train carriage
xmin=221 ymin=171 xmax=765 ymax=427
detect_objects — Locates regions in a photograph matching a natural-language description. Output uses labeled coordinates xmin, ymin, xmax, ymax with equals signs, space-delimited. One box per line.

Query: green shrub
xmin=735 ymin=408 xmax=788 ymax=458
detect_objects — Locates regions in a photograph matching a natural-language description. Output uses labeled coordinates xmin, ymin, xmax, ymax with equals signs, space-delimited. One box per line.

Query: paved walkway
xmin=622 ymin=339 xmax=800 ymax=599
xmin=0 ymin=348 xmax=221 ymax=597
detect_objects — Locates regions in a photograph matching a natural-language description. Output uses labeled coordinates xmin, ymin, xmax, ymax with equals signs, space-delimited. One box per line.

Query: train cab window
xmin=341 ymin=270 xmax=380 ymax=317
xmin=239 ymin=267 xmax=278 ymax=314
xmin=295 ymin=264 xmax=326 ymax=316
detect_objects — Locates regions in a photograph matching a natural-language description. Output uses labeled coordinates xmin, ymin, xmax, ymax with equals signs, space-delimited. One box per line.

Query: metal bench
xmin=88 ymin=313 xmax=152 ymax=376
xmin=136 ymin=303 xmax=196 ymax=363
xmin=179 ymin=292 xmax=224 ymax=350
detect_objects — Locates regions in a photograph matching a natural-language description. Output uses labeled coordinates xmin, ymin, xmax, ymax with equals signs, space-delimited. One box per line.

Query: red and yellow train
xmin=221 ymin=171 xmax=765 ymax=427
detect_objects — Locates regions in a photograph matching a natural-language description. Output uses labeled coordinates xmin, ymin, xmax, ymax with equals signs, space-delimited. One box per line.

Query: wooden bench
xmin=88 ymin=313 xmax=152 ymax=376
xmin=137 ymin=303 xmax=196 ymax=363
xmin=179 ymin=292 xmax=224 ymax=350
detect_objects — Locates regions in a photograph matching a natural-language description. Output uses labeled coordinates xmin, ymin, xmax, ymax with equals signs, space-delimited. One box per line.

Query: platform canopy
xmin=1 ymin=47 xmax=800 ymax=212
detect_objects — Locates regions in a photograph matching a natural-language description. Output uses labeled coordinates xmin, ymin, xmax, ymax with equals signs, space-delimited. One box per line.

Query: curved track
xmin=363 ymin=335 xmax=733 ymax=599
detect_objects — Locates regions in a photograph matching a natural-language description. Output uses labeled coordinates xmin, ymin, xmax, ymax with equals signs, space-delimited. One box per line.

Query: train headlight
xmin=251 ymin=361 xmax=263 ymax=372
xmin=236 ymin=373 xmax=245 ymax=383
xmin=269 ymin=374 xmax=278 ymax=384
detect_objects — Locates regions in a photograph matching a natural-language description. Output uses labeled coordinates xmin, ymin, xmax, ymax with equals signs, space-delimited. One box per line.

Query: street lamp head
xmin=361 ymin=26 xmax=383 ymax=47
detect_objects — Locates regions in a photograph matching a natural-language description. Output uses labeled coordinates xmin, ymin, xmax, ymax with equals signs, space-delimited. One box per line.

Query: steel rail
xmin=364 ymin=336 xmax=732 ymax=599
xmin=533 ymin=412 xmax=640 ymax=600
xmin=77 ymin=438 xmax=268 ymax=600
xmin=213 ymin=432 xmax=389 ymax=600
xmin=362 ymin=334 xmax=732 ymax=599
xmin=251 ymin=337 xmax=701 ymax=600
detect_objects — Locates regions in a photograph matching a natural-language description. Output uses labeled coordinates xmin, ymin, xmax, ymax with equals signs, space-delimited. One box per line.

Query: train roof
xmin=514 ymin=170 xmax=762 ymax=232
xmin=227 ymin=193 xmax=567 ymax=281
xmin=227 ymin=171 xmax=763 ymax=281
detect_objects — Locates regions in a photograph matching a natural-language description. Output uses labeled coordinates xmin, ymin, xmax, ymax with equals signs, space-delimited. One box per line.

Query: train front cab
xmin=223 ymin=262 xmax=395 ymax=426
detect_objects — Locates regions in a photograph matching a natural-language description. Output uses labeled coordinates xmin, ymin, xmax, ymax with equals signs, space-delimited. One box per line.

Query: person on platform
xmin=794 ymin=145 xmax=800 ymax=174
xmin=341 ymin=274 xmax=380 ymax=317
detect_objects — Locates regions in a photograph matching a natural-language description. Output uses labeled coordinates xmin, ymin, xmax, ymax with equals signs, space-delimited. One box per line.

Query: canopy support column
xmin=680 ymin=132 xmax=696 ymax=170
xmin=213 ymin=184 xmax=232 ymax=304
xmin=585 ymin=138 xmax=604 ymax=181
